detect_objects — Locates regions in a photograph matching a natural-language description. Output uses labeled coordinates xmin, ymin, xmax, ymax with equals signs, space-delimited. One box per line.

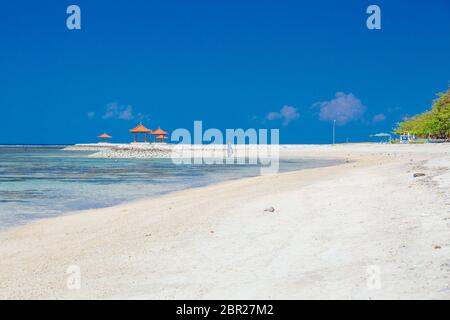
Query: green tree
xmin=394 ymin=86 xmax=450 ymax=138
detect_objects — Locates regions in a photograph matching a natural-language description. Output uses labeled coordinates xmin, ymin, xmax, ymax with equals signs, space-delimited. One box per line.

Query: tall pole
xmin=333 ymin=119 xmax=336 ymax=145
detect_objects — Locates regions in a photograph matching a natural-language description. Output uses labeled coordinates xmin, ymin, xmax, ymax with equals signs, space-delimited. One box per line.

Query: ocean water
xmin=0 ymin=146 xmax=341 ymax=229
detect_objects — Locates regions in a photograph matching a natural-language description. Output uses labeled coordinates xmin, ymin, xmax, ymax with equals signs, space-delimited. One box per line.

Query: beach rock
xmin=433 ymin=245 xmax=441 ymax=249
xmin=264 ymin=206 xmax=275 ymax=213
xmin=413 ymin=173 xmax=426 ymax=178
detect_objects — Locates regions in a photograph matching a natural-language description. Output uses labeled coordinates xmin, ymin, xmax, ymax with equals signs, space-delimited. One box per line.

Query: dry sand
xmin=0 ymin=143 xmax=449 ymax=299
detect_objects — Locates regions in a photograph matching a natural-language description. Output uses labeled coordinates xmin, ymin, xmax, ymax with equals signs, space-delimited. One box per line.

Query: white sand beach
xmin=0 ymin=143 xmax=449 ymax=299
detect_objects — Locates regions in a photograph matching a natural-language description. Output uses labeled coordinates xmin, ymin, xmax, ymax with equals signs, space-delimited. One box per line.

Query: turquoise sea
xmin=0 ymin=146 xmax=341 ymax=229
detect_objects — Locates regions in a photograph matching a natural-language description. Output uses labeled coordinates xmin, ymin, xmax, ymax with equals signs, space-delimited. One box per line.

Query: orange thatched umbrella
xmin=152 ymin=127 xmax=169 ymax=135
xmin=151 ymin=127 xmax=169 ymax=143
xmin=97 ymin=133 xmax=112 ymax=142
xmin=155 ymin=134 xmax=168 ymax=143
xmin=129 ymin=123 xmax=152 ymax=143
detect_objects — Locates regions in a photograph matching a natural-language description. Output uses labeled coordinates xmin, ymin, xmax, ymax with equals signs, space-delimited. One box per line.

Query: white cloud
xmin=103 ymin=102 xmax=134 ymax=120
xmin=266 ymin=112 xmax=282 ymax=121
xmin=372 ymin=113 xmax=386 ymax=123
xmin=266 ymin=105 xmax=300 ymax=126
xmin=118 ymin=105 xmax=133 ymax=120
xmin=314 ymin=92 xmax=365 ymax=125
xmin=102 ymin=102 xmax=149 ymax=121
xmin=136 ymin=112 xmax=151 ymax=122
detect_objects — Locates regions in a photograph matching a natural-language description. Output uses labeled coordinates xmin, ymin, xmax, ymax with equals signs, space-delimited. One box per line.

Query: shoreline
xmin=2 ymin=154 xmax=349 ymax=233
xmin=0 ymin=146 xmax=344 ymax=231
xmin=0 ymin=144 xmax=449 ymax=299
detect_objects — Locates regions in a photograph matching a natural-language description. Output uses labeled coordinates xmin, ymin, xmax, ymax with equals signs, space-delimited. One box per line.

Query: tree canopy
xmin=394 ymin=86 xmax=450 ymax=138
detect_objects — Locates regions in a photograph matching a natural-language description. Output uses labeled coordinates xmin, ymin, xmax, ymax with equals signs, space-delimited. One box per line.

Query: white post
xmin=333 ymin=120 xmax=336 ymax=145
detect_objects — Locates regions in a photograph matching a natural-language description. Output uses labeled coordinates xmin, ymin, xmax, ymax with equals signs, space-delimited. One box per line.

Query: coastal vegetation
xmin=394 ymin=86 xmax=450 ymax=138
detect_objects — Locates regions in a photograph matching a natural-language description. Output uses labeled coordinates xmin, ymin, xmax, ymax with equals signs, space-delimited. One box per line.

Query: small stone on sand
xmin=413 ymin=173 xmax=426 ymax=178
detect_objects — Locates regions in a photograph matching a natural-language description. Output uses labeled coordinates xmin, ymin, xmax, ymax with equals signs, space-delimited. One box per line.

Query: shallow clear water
xmin=0 ymin=146 xmax=341 ymax=229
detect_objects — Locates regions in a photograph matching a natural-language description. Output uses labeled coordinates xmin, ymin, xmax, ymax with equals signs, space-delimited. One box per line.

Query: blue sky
xmin=0 ymin=0 xmax=449 ymax=144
